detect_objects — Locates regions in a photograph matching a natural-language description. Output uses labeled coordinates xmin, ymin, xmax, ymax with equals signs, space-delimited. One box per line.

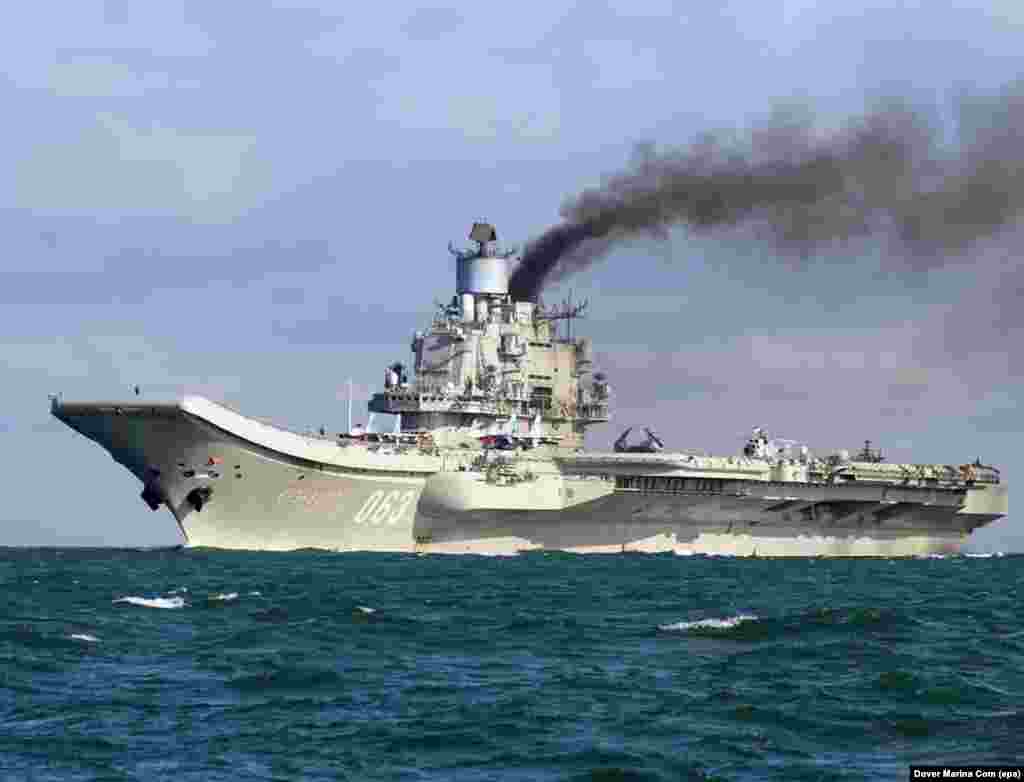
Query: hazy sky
xmin=2 ymin=0 xmax=1020 ymax=550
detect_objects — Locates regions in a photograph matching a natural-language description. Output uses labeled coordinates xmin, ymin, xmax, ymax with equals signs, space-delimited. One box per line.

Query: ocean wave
xmin=113 ymin=596 xmax=186 ymax=609
xmin=228 ymin=666 xmax=345 ymax=692
xmin=5 ymin=547 xmax=1023 ymax=781
xmin=252 ymin=606 xmax=289 ymax=623
xmin=211 ymin=592 xmax=238 ymax=602
xmin=659 ymin=613 xmax=759 ymax=632
xmin=805 ymin=606 xmax=888 ymax=627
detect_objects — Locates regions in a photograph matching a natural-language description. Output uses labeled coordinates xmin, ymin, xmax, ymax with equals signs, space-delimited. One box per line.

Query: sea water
xmin=1 ymin=548 xmax=1021 ymax=781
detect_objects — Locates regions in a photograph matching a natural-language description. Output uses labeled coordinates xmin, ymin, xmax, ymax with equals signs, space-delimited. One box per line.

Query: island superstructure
xmin=51 ymin=223 xmax=1008 ymax=555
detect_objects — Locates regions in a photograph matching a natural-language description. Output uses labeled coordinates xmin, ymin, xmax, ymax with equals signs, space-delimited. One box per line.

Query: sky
xmin=1 ymin=0 xmax=1020 ymax=550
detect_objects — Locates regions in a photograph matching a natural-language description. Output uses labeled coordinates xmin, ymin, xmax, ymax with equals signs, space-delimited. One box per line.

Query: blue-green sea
xmin=1 ymin=548 xmax=1021 ymax=781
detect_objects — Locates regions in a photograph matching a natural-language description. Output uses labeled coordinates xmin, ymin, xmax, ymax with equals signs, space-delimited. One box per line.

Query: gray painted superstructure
xmin=51 ymin=223 xmax=1008 ymax=555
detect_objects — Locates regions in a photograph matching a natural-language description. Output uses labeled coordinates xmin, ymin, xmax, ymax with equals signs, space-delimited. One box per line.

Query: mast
xmin=366 ymin=222 xmax=610 ymax=448
xmin=347 ymin=378 xmax=353 ymax=434
xmin=567 ymin=289 xmax=572 ymax=344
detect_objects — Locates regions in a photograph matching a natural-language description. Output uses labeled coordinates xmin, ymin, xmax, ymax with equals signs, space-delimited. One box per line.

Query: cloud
xmin=758 ymin=382 xmax=812 ymax=402
xmin=0 ymin=2 xmax=215 ymax=83
xmin=747 ymin=331 xmax=921 ymax=373
xmin=4 ymin=339 xmax=93 ymax=379
xmin=884 ymin=381 xmax=930 ymax=403
xmin=14 ymin=113 xmax=266 ymax=222
xmin=306 ymin=45 xmax=402 ymax=79
xmin=270 ymin=286 xmax=307 ymax=306
xmin=0 ymin=0 xmax=1019 ymax=549
xmin=304 ymin=3 xmax=567 ymax=144
xmin=45 ymin=55 xmax=201 ymax=98
xmin=607 ymin=0 xmax=677 ymax=19
xmin=965 ymin=388 xmax=1018 ymax=433
xmin=367 ymin=58 xmax=563 ymax=141
xmin=589 ymin=304 xmax=1019 ymax=461
xmin=401 ymin=7 xmax=463 ymax=41
xmin=934 ymin=242 xmax=1024 ymax=375
xmin=581 ymin=39 xmax=663 ymax=91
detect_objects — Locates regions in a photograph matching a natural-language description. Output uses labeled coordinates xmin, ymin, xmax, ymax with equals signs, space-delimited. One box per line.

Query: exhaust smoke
xmin=508 ymin=83 xmax=1024 ymax=303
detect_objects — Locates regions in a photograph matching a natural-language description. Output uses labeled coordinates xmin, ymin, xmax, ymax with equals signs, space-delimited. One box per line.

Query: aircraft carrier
xmin=51 ymin=223 xmax=1008 ymax=555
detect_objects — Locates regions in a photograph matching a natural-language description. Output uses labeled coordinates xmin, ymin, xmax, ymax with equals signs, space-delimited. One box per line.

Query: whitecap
xmin=659 ymin=613 xmax=759 ymax=632
xmin=113 ymin=596 xmax=185 ymax=609
xmin=356 ymin=605 xmax=376 ymax=614
xmin=248 ymin=591 xmax=262 ymax=597
xmin=70 ymin=633 xmax=100 ymax=643
xmin=169 ymin=587 xmax=189 ymax=594
xmin=211 ymin=592 xmax=238 ymax=602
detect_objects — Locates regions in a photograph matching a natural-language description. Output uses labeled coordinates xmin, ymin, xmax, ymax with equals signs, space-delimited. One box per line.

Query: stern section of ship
xmin=413 ymin=461 xmax=1008 ymax=556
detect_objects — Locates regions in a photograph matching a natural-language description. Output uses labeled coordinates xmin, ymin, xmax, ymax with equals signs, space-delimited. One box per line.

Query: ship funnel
xmin=451 ymin=222 xmax=512 ymax=296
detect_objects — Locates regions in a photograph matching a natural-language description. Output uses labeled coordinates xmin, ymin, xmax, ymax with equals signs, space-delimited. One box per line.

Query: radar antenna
xmin=536 ymin=297 xmax=588 ymax=321
xmin=536 ymin=293 xmax=588 ymax=341
xmin=448 ymin=222 xmax=516 ymax=260
xmin=856 ymin=439 xmax=885 ymax=463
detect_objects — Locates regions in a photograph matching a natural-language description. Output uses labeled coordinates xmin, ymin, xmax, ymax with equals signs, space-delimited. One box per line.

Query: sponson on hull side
xmin=50 ymin=222 xmax=1008 ymax=555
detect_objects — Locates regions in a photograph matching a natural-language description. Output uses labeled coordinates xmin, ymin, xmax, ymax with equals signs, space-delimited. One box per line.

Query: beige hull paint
xmin=52 ymin=396 xmax=1007 ymax=556
xmin=414 ymin=469 xmax=1004 ymax=556
xmin=54 ymin=398 xmax=430 ymax=551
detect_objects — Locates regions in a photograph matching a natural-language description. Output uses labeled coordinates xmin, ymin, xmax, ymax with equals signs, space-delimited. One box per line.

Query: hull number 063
xmin=353 ymin=489 xmax=416 ymax=526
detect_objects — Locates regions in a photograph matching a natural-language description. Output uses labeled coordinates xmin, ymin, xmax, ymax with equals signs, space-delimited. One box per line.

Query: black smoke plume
xmin=508 ymin=83 xmax=1024 ymax=302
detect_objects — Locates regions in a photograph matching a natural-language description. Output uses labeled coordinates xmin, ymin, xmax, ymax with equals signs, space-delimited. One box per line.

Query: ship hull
xmin=52 ymin=397 xmax=1006 ymax=556
xmin=414 ymin=473 xmax=1004 ymax=556
xmin=53 ymin=398 xmax=430 ymax=551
